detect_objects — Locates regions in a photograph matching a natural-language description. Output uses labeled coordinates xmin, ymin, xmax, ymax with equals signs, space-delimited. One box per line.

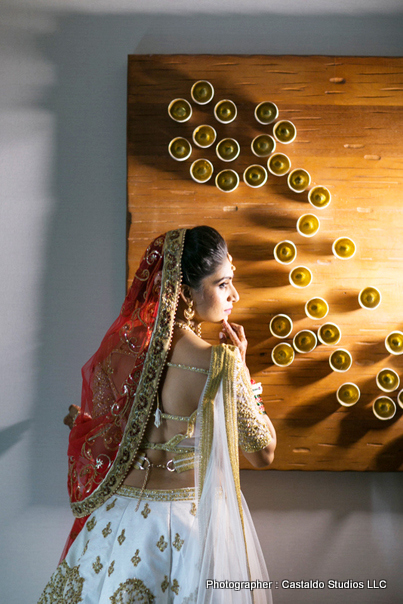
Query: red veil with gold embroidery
xmin=62 ymin=230 xmax=185 ymax=559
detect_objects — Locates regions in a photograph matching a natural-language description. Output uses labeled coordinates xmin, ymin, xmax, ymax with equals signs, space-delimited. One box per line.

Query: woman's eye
xmin=219 ymin=282 xmax=228 ymax=289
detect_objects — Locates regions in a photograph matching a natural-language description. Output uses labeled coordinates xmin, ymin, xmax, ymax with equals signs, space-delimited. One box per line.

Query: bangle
xmin=250 ymin=379 xmax=267 ymax=415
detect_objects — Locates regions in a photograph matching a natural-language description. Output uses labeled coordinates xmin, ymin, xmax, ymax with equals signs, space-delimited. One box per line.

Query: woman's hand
xmin=219 ymin=320 xmax=248 ymax=365
xmin=63 ymin=404 xmax=80 ymax=430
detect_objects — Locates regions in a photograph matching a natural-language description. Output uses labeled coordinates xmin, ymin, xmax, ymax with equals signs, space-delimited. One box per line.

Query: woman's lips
xmin=224 ymin=309 xmax=232 ymax=314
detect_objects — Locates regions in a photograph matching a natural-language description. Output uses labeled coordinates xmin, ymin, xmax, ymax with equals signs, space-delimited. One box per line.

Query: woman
xmin=38 ymin=226 xmax=276 ymax=604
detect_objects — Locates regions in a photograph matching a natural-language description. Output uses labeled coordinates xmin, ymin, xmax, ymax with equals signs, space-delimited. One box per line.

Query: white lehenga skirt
xmin=38 ymin=486 xmax=198 ymax=604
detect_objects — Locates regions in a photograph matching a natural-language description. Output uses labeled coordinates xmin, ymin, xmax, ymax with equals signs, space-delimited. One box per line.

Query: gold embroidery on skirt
xmin=110 ymin=579 xmax=155 ymax=603
xmin=92 ymin=556 xmax=103 ymax=574
xmin=190 ymin=502 xmax=197 ymax=516
xmin=156 ymin=535 xmax=168 ymax=552
xmin=161 ymin=576 xmax=169 ymax=593
xmin=106 ymin=498 xmax=117 ymax=511
xmin=171 ymin=579 xmax=180 ymax=595
xmin=108 ymin=561 xmax=115 ymax=576
xmin=173 ymin=533 xmax=184 ymax=551
xmin=131 ymin=549 xmax=141 ymax=567
xmin=102 ymin=522 xmax=112 ymax=538
xmin=82 ymin=540 xmax=89 ymax=556
xmin=86 ymin=517 xmax=96 ymax=531
xmin=141 ymin=503 xmax=151 ymax=518
xmin=117 ymin=529 xmax=126 ymax=545
xmin=37 ymin=560 xmax=84 ymax=604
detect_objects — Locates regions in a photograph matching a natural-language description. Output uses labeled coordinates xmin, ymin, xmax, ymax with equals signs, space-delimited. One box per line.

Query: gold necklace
xmin=174 ymin=321 xmax=202 ymax=338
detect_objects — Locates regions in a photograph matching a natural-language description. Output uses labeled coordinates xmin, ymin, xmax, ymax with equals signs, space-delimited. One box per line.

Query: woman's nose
xmin=230 ymin=285 xmax=240 ymax=303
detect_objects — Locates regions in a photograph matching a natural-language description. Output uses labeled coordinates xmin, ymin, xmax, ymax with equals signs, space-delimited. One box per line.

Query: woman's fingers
xmin=222 ymin=321 xmax=248 ymax=361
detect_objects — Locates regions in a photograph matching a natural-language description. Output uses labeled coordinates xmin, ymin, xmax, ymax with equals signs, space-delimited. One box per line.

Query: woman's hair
xmin=182 ymin=226 xmax=228 ymax=289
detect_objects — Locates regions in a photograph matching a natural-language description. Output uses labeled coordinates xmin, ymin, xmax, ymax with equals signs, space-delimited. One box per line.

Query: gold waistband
xmin=116 ymin=485 xmax=196 ymax=502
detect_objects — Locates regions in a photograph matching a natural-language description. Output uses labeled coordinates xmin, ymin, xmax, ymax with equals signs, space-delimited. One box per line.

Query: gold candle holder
xmin=385 ymin=331 xmax=403 ymax=355
xmin=289 ymin=266 xmax=312 ymax=289
xmin=267 ymin=153 xmax=291 ymax=177
xmin=269 ymin=314 xmax=293 ymax=339
xmin=168 ymin=98 xmax=192 ymax=122
xmin=215 ymin=169 xmax=239 ymax=193
xmin=168 ymin=137 xmax=192 ymax=161
xmin=372 ymin=396 xmax=396 ymax=420
xmin=305 ymin=297 xmax=329 ymax=320
xmin=376 ymin=368 xmax=400 ymax=393
xmin=254 ymin=101 xmax=279 ymax=125
xmin=192 ymin=125 xmax=217 ymax=148
xmin=190 ymin=159 xmax=213 ymax=183
xmin=288 ymin=169 xmax=311 ymax=193
xmin=272 ymin=342 xmax=295 ymax=367
xmin=329 ymin=349 xmax=352 ymax=372
xmin=243 ymin=164 xmax=268 ymax=188
xmin=293 ymin=330 xmax=317 ymax=354
xmin=273 ymin=240 xmax=297 ymax=265
xmin=214 ymin=99 xmax=237 ymax=124
xmin=332 ymin=237 xmax=356 ymax=260
xmin=190 ymin=80 xmax=214 ymax=105
xmin=251 ymin=134 xmax=276 ymax=158
xmin=308 ymin=185 xmax=331 ymax=209
xmin=296 ymin=214 xmax=320 ymax=237
xmin=358 ymin=286 xmax=381 ymax=310
xmin=216 ymin=138 xmax=240 ymax=162
xmin=337 ymin=383 xmax=360 ymax=407
xmin=318 ymin=323 xmax=342 ymax=346
xmin=273 ymin=120 xmax=297 ymax=144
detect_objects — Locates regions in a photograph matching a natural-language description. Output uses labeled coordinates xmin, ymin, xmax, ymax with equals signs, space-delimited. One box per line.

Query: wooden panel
xmin=127 ymin=55 xmax=403 ymax=471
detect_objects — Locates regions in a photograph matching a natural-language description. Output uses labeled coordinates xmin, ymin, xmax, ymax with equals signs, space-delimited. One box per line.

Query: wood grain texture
xmin=127 ymin=55 xmax=403 ymax=471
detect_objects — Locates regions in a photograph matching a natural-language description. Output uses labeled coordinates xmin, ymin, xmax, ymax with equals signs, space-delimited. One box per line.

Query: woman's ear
xmin=180 ymin=285 xmax=192 ymax=304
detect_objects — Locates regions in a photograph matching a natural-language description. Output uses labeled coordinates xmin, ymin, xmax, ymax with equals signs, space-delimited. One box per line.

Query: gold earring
xmin=184 ymin=299 xmax=195 ymax=326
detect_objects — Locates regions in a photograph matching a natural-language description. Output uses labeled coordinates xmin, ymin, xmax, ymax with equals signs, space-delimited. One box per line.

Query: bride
xmin=38 ymin=226 xmax=276 ymax=604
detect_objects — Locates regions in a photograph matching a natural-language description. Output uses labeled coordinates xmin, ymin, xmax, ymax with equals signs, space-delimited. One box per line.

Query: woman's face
xmin=190 ymin=256 xmax=239 ymax=324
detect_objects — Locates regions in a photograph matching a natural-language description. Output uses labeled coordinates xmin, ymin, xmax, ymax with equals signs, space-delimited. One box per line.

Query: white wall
xmin=1 ymin=2 xmax=402 ymax=603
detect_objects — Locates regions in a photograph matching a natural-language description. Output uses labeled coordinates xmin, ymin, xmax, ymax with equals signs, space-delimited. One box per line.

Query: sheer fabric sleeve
xmin=234 ymin=351 xmax=273 ymax=453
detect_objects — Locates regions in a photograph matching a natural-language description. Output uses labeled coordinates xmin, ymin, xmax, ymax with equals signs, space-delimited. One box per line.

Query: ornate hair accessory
xmin=227 ymin=253 xmax=236 ymax=272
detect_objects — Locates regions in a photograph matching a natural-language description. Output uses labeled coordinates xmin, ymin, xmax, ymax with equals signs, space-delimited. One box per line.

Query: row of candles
xmin=270 ymin=319 xmax=403 ymax=420
xmin=168 ymin=81 xmax=308 ymax=194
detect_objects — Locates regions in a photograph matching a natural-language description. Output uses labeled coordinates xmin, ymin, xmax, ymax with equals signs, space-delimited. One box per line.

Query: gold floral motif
xmin=190 ymin=502 xmax=197 ymax=516
xmin=37 ymin=560 xmax=84 ymax=604
xmin=106 ymin=498 xmax=117 ymax=511
xmin=102 ymin=522 xmax=112 ymax=538
xmin=86 ymin=517 xmax=96 ymax=532
xmin=110 ymin=579 xmax=155 ymax=603
xmin=156 ymin=535 xmax=168 ymax=552
xmin=171 ymin=579 xmax=180 ymax=595
xmin=82 ymin=540 xmax=89 ymax=556
xmin=141 ymin=503 xmax=151 ymax=518
xmin=108 ymin=561 xmax=115 ymax=576
xmin=173 ymin=533 xmax=184 ymax=551
xmin=131 ymin=549 xmax=141 ymax=567
xmin=161 ymin=575 xmax=169 ymax=593
xmin=117 ymin=529 xmax=126 ymax=545
xmin=92 ymin=556 xmax=103 ymax=574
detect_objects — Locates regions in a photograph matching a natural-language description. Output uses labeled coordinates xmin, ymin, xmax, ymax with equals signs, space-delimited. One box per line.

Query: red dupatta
xmin=61 ymin=229 xmax=185 ymax=559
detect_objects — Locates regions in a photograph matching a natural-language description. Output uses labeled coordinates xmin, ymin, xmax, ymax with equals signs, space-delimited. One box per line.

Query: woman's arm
xmin=220 ymin=320 xmax=277 ymax=468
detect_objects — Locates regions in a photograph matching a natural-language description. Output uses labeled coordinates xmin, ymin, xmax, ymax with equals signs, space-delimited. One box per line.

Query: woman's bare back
xmin=123 ymin=330 xmax=212 ymax=489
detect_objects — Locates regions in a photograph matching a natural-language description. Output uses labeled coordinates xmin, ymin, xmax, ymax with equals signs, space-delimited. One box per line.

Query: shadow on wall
xmin=26 ymin=10 xmax=403 ymax=507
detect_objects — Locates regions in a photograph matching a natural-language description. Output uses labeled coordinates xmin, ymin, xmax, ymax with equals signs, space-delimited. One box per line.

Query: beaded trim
xmin=116 ymin=485 xmax=196 ymax=502
xmin=166 ymin=361 xmax=209 ymax=375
